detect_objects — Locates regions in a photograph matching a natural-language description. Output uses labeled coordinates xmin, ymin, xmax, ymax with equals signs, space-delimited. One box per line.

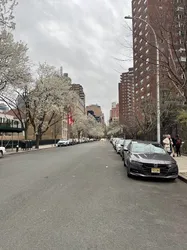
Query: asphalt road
xmin=1 ymin=141 xmax=187 ymax=250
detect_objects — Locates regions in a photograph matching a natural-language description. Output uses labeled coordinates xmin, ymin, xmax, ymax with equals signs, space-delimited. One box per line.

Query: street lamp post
xmin=125 ymin=16 xmax=161 ymax=143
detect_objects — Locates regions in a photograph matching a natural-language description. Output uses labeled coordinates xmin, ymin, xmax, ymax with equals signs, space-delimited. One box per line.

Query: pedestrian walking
xmin=163 ymin=134 xmax=174 ymax=156
xmin=172 ymin=136 xmax=176 ymax=157
xmin=175 ymin=135 xmax=182 ymax=157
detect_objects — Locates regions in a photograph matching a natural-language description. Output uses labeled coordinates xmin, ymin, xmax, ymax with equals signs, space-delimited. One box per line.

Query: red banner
xmin=68 ymin=112 xmax=74 ymax=125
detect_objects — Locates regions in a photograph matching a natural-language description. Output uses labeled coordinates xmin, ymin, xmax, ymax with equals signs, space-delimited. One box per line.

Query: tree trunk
xmin=35 ymin=134 xmax=40 ymax=149
xmin=78 ymin=131 xmax=81 ymax=142
xmin=24 ymin=122 xmax=28 ymax=140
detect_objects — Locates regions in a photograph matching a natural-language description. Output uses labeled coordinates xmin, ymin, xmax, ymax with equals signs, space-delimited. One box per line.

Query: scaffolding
xmin=0 ymin=123 xmax=24 ymax=150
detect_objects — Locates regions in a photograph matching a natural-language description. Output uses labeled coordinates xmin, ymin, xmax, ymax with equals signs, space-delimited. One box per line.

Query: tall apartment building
xmin=132 ymin=0 xmax=185 ymax=115
xmin=118 ymin=68 xmax=134 ymax=125
xmin=71 ymin=84 xmax=85 ymax=110
xmin=109 ymin=102 xmax=119 ymax=123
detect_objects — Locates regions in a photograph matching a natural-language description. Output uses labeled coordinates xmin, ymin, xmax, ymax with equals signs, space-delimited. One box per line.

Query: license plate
xmin=151 ymin=168 xmax=160 ymax=173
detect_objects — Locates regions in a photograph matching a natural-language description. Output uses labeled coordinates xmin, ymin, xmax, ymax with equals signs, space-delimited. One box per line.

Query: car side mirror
xmin=124 ymin=147 xmax=128 ymax=151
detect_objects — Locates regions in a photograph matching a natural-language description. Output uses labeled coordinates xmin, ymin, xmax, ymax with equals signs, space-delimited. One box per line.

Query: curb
xmin=5 ymin=141 xmax=97 ymax=157
xmin=6 ymin=146 xmax=55 ymax=156
xmin=178 ymin=174 xmax=187 ymax=184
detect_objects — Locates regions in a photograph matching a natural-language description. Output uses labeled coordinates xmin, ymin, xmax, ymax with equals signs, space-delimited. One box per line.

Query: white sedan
xmin=0 ymin=146 xmax=6 ymax=157
xmin=57 ymin=139 xmax=69 ymax=147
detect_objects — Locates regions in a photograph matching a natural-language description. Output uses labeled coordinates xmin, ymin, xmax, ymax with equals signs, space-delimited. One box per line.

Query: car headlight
xmin=168 ymin=163 xmax=178 ymax=168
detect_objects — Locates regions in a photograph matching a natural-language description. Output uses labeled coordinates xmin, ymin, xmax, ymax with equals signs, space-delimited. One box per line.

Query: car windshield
xmin=118 ymin=139 xmax=124 ymax=144
xmin=124 ymin=140 xmax=131 ymax=147
xmin=131 ymin=143 xmax=167 ymax=154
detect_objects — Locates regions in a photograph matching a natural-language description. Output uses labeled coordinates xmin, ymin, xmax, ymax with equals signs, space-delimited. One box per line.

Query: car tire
xmin=0 ymin=150 xmax=4 ymax=158
xmin=127 ymin=173 xmax=131 ymax=178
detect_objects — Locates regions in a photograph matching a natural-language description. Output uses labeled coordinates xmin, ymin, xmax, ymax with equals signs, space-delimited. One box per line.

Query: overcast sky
xmin=14 ymin=0 xmax=133 ymax=121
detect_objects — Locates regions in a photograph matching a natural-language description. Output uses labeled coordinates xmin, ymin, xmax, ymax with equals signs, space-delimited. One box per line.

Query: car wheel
xmin=0 ymin=150 xmax=4 ymax=158
xmin=127 ymin=173 xmax=131 ymax=178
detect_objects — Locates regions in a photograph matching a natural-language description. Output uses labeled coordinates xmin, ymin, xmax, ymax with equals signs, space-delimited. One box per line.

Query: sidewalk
xmin=6 ymin=144 xmax=55 ymax=155
xmin=175 ymin=156 xmax=187 ymax=183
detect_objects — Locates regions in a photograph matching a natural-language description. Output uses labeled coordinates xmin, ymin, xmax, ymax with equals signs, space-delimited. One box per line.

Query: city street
xmin=1 ymin=141 xmax=187 ymax=250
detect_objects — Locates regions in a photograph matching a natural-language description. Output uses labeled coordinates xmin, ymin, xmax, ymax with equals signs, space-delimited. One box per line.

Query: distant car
xmin=0 ymin=146 xmax=6 ymax=157
xmin=57 ymin=139 xmax=69 ymax=147
xmin=125 ymin=141 xmax=178 ymax=180
xmin=120 ymin=139 xmax=132 ymax=161
xmin=68 ymin=139 xmax=74 ymax=145
xmin=100 ymin=138 xmax=106 ymax=141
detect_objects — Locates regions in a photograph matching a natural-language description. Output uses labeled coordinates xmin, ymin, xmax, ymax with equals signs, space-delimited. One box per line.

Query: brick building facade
xmin=118 ymin=68 xmax=134 ymax=125
xmin=109 ymin=102 xmax=119 ymax=123
xmin=132 ymin=0 xmax=185 ymax=118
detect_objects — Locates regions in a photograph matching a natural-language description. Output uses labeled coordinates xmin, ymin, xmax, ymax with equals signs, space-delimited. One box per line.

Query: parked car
xmin=68 ymin=139 xmax=74 ymax=145
xmin=125 ymin=140 xmax=178 ymax=180
xmin=0 ymin=146 xmax=6 ymax=157
xmin=120 ymin=139 xmax=132 ymax=161
xmin=115 ymin=139 xmax=124 ymax=154
xmin=113 ymin=138 xmax=120 ymax=150
xmin=57 ymin=139 xmax=69 ymax=147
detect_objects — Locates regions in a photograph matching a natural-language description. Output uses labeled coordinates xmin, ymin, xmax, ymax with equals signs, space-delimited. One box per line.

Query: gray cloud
xmin=14 ymin=0 xmax=132 ymax=121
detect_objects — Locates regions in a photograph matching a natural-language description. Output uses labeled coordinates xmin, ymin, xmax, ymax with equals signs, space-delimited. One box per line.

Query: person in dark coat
xmin=175 ymin=135 xmax=182 ymax=157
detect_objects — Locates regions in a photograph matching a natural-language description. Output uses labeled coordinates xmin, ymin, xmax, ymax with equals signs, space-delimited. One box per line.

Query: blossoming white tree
xmin=0 ymin=32 xmax=31 ymax=90
xmin=27 ymin=63 xmax=71 ymax=148
xmin=107 ymin=121 xmax=122 ymax=137
xmin=0 ymin=0 xmax=17 ymax=30
xmin=87 ymin=116 xmax=104 ymax=138
xmin=71 ymin=109 xmax=87 ymax=140
xmin=0 ymin=1 xmax=31 ymax=90
xmin=72 ymin=112 xmax=105 ymax=139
